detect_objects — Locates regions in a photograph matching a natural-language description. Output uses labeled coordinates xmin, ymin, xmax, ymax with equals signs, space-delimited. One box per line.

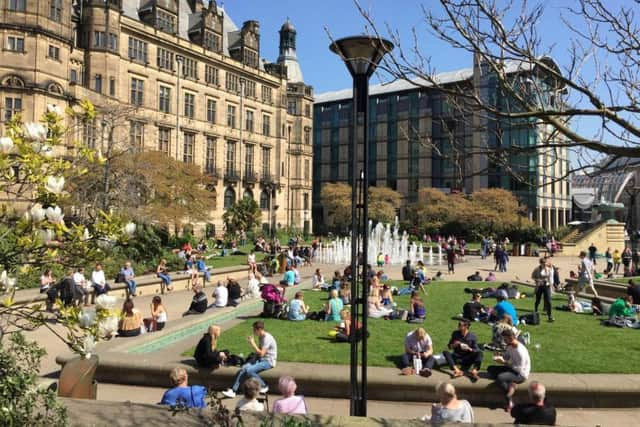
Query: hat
xmin=497 ymin=289 xmax=508 ymax=300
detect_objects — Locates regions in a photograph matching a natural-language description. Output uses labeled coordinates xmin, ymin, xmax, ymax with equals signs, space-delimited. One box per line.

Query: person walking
xmin=577 ymin=251 xmax=599 ymax=297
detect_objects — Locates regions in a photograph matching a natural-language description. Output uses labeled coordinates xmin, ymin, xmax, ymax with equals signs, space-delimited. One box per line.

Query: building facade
xmin=313 ymin=56 xmax=571 ymax=231
xmin=0 ymin=0 xmax=313 ymax=236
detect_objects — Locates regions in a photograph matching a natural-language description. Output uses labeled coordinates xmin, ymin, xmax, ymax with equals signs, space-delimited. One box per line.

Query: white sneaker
xmin=221 ymin=389 xmax=236 ymax=398
xmin=259 ymin=386 xmax=269 ymax=394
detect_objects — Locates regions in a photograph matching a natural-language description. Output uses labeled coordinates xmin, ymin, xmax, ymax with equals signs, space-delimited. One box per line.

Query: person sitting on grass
xmin=402 ymin=260 xmax=415 ymax=282
xmin=467 ymin=271 xmax=483 ymax=282
xmin=492 ymin=290 xmax=519 ymax=325
xmin=463 ymin=293 xmax=487 ymax=322
xmin=401 ymin=327 xmax=435 ymax=377
xmin=183 ymin=283 xmax=208 ymax=316
xmin=194 ymin=325 xmax=227 ymax=369
xmin=160 ymin=367 xmax=207 ymax=409
xmin=408 ymin=291 xmax=426 ymax=322
xmin=368 ymin=286 xmax=393 ymax=319
xmin=487 ymin=329 xmax=531 ymax=412
xmin=118 ymin=299 xmax=143 ymax=337
xmin=489 ymin=314 xmax=520 ymax=351
xmin=442 ymin=320 xmax=482 ymax=382
xmin=423 ymin=382 xmax=474 ymax=424
xmin=511 ymin=381 xmax=556 ymax=426
xmin=222 ymin=321 xmax=277 ymax=398
xmin=280 ymin=265 xmax=296 ymax=291
xmin=432 ymin=271 xmax=445 ymax=281
xmin=608 ymin=295 xmax=636 ymax=319
xmin=288 ymin=291 xmax=309 ymax=321
xmin=312 ymin=268 xmax=327 ymax=290
xmin=485 ymin=272 xmax=497 ymax=282
xmin=334 ymin=309 xmax=363 ymax=342
xmin=380 ymin=284 xmax=394 ymax=307
xmin=325 ymin=289 xmax=344 ymax=322
xmin=235 ymin=378 xmax=265 ymax=412
xmin=273 ymin=375 xmax=308 ymax=415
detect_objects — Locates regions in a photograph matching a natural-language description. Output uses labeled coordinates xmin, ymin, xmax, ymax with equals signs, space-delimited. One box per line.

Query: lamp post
xmin=175 ymin=55 xmax=184 ymax=160
xmin=329 ymin=35 xmax=393 ymax=417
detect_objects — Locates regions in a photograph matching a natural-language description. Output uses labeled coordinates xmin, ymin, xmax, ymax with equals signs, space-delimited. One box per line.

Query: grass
xmin=609 ymin=276 xmax=639 ymax=285
xmin=182 ymin=281 xmax=640 ymax=374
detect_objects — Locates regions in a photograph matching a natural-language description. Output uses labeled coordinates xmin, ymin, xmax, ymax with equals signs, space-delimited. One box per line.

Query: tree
xmin=223 ymin=197 xmax=262 ymax=237
xmin=355 ymin=0 xmax=640 ymax=177
xmin=320 ymin=182 xmax=403 ymax=233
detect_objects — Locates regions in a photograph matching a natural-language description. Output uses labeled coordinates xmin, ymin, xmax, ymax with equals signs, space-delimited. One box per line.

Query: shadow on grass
xmin=384 ymin=355 xmax=403 ymax=368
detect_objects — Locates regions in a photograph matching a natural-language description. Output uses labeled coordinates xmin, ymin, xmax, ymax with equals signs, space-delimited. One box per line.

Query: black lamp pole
xmin=329 ymin=35 xmax=393 ymax=417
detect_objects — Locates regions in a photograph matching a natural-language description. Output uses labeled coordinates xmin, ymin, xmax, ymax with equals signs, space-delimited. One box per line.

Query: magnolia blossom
xmin=124 ymin=222 xmax=136 ymax=236
xmin=0 ymin=136 xmax=13 ymax=153
xmin=40 ymin=144 xmax=54 ymax=158
xmin=83 ymin=228 xmax=91 ymax=241
xmin=97 ymin=316 xmax=119 ymax=338
xmin=80 ymin=335 xmax=96 ymax=359
xmin=46 ymin=104 xmax=64 ymax=117
xmin=39 ymin=229 xmax=55 ymax=243
xmin=23 ymin=122 xmax=47 ymax=142
xmin=45 ymin=176 xmax=65 ymax=194
xmin=45 ymin=206 xmax=64 ymax=224
xmin=78 ymin=309 xmax=97 ymax=328
xmin=95 ymin=294 xmax=117 ymax=310
xmin=0 ymin=271 xmax=16 ymax=290
xmin=30 ymin=203 xmax=46 ymax=222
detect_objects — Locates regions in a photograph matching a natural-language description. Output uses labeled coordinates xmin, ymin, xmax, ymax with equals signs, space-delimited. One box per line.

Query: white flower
xmin=40 ymin=145 xmax=53 ymax=158
xmin=97 ymin=315 xmax=118 ymax=338
xmin=95 ymin=294 xmax=117 ymax=310
xmin=0 ymin=271 xmax=16 ymax=290
xmin=23 ymin=122 xmax=47 ymax=142
xmin=45 ymin=206 xmax=64 ymax=224
xmin=39 ymin=229 xmax=55 ymax=243
xmin=0 ymin=137 xmax=13 ymax=153
xmin=80 ymin=335 xmax=96 ymax=359
xmin=78 ymin=309 xmax=97 ymax=328
xmin=30 ymin=203 xmax=46 ymax=222
xmin=45 ymin=176 xmax=65 ymax=194
xmin=47 ymin=104 xmax=64 ymax=117
xmin=83 ymin=228 xmax=91 ymax=241
xmin=97 ymin=238 xmax=114 ymax=249
xmin=124 ymin=222 xmax=136 ymax=236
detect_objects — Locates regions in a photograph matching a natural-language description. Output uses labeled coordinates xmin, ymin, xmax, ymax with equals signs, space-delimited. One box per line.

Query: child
xmin=381 ymin=284 xmax=394 ymax=307
xmin=235 ymin=378 xmax=264 ymax=412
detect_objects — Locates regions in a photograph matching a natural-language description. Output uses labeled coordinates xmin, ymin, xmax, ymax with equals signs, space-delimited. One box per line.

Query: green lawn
xmin=610 ymin=276 xmax=639 ymax=285
xmin=207 ymin=250 xmax=266 ymax=269
xmin=184 ymin=281 xmax=640 ymax=373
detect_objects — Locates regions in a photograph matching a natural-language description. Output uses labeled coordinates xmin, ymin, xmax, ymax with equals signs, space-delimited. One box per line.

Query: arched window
xmin=2 ymin=75 xmax=25 ymax=88
xmin=207 ymin=185 xmax=217 ymax=207
xmin=47 ymin=82 xmax=64 ymax=95
xmin=260 ymin=190 xmax=270 ymax=210
xmin=224 ymin=187 xmax=235 ymax=209
xmin=243 ymin=189 xmax=253 ymax=200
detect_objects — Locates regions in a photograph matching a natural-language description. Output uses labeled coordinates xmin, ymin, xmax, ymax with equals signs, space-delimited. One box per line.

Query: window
xmin=225 ymin=72 xmax=239 ymax=93
xmin=304 ymin=127 xmax=311 ymax=145
xmin=128 ymin=37 xmax=148 ymax=63
xmin=130 ymin=78 xmax=144 ymax=105
xmin=304 ymin=159 xmax=310 ymax=180
xmin=181 ymin=57 xmax=197 ymax=79
xmin=224 ymin=187 xmax=235 ymax=209
xmin=305 ymin=104 xmax=311 ymax=118
xmin=260 ymin=190 xmax=270 ymax=210
xmin=129 ymin=121 xmax=144 ymax=151
xmin=262 ymin=115 xmax=270 ymax=136
xmin=227 ymin=105 xmax=236 ymax=128
xmin=108 ymin=33 xmax=117 ymax=51
xmin=48 ymin=45 xmax=60 ymax=60
xmin=158 ymin=127 xmax=171 ymax=154
xmin=287 ymin=99 xmax=297 ymax=115
xmin=4 ymin=97 xmax=22 ymax=121
xmin=205 ymin=136 xmax=217 ymax=173
xmin=226 ymin=140 xmax=236 ymax=174
xmin=109 ymin=77 xmax=116 ymax=96
xmin=82 ymin=120 xmax=97 ymax=148
xmin=184 ymin=92 xmax=195 ymax=119
xmin=157 ymin=48 xmax=174 ymax=71
xmin=159 ymin=86 xmax=171 ymax=113
xmin=243 ymin=49 xmax=258 ymax=68
xmin=262 ymin=147 xmax=271 ymax=177
xmin=8 ymin=0 xmax=26 ymax=11
xmin=49 ymin=0 xmax=62 ymax=22
xmin=93 ymin=31 xmax=106 ymax=48
xmin=243 ymin=189 xmax=253 ymax=200
xmin=242 ymin=80 xmax=256 ymax=98
xmin=205 ymin=65 xmax=219 ymax=85
xmin=203 ymin=31 xmax=221 ymax=52
xmin=7 ymin=36 xmax=25 ymax=52
xmin=261 ymin=86 xmax=272 ymax=103
xmin=206 ymin=99 xmax=217 ymax=124
xmin=70 ymin=69 xmax=77 ymax=83
xmin=245 ymin=144 xmax=254 ymax=176
xmin=95 ymin=74 xmax=102 ymax=93
xmin=245 ymin=110 xmax=254 ymax=132
xmin=156 ymin=10 xmax=176 ymax=33
xmin=183 ymin=133 xmax=194 ymax=163
xmin=303 ymin=193 xmax=309 ymax=210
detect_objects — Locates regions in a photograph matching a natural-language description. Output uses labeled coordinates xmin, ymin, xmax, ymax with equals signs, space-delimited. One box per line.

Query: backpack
xmin=519 ymin=312 xmax=540 ymax=325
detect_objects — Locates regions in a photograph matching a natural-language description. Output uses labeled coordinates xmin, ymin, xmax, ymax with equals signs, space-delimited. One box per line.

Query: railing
xmin=243 ymin=170 xmax=259 ymax=183
xmin=224 ymin=168 xmax=241 ymax=182
xmin=260 ymin=173 xmax=276 ymax=186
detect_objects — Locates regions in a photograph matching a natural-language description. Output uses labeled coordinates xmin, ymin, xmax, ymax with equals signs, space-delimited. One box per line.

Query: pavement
xmin=24 ymin=253 xmax=640 ymax=426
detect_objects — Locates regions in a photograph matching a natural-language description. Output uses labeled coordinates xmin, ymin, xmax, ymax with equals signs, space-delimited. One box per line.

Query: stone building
xmin=0 ymin=0 xmax=313 ymax=236
xmin=313 ymin=56 xmax=571 ymax=231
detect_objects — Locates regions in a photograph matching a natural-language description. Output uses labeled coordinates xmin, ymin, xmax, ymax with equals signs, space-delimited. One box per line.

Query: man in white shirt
xmin=73 ymin=267 xmax=90 ymax=306
xmin=487 ymin=329 xmax=531 ymax=412
xmin=91 ymin=263 xmax=110 ymax=296
xmin=214 ymin=281 xmax=228 ymax=308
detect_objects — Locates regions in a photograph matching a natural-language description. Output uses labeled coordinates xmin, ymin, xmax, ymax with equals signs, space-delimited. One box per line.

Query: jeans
xmin=487 ymin=365 xmax=526 ymax=396
xmin=93 ymin=283 xmax=110 ymax=296
xmin=400 ymin=353 xmax=435 ymax=370
xmin=534 ymin=285 xmax=552 ymax=318
xmin=157 ymin=273 xmax=172 ymax=285
xmin=231 ymin=359 xmax=273 ymax=392
xmin=199 ymin=270 xmax=211 ymax=282
xmin=443 ymin=350 xmax=483 ymax=371
xmin=125 ymin=279 xmax=136 ymax=296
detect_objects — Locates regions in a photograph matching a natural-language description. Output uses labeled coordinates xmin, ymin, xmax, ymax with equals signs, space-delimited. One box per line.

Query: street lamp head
xmin=329 ymin=36 xmax=394 ymax=78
